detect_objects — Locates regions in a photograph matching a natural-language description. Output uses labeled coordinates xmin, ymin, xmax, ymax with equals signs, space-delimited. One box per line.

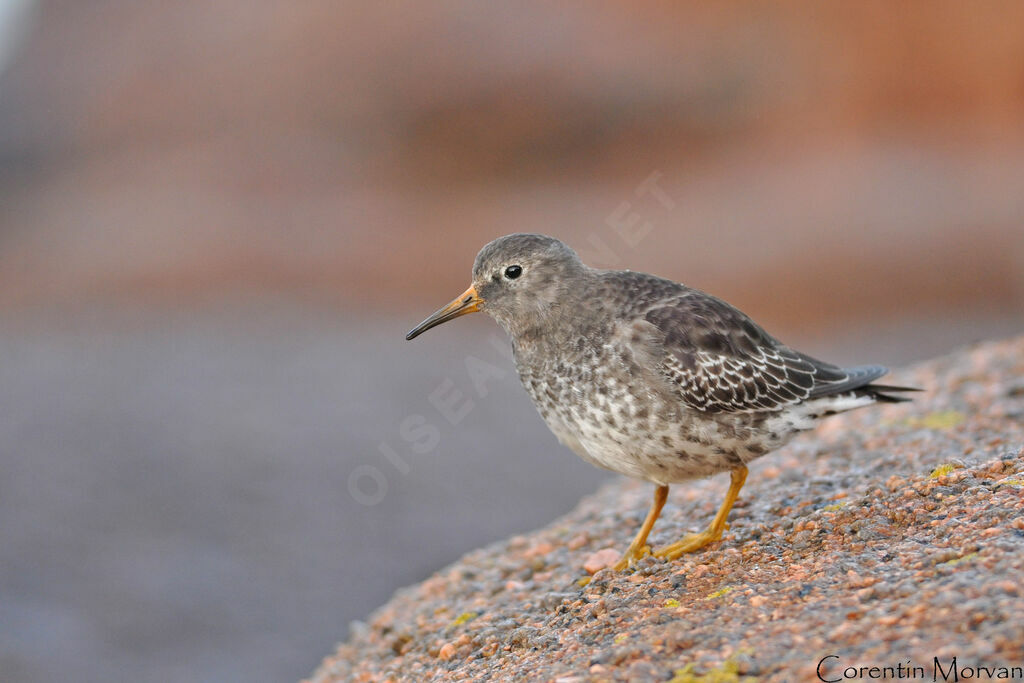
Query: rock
xmin=306 ymin=337 xmax=1024 ymax=682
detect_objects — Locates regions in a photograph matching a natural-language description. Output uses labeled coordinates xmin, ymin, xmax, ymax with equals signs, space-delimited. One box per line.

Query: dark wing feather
xmin=643 ymin=291 xmax=885 ymax=413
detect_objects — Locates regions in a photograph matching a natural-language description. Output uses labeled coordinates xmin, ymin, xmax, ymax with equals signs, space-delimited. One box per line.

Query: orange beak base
xmin=405 ymin=285 xmax=483 ymax=340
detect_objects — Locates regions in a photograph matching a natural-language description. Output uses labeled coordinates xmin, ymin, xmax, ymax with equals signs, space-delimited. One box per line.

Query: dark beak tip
xmin=405 ymin=290 xmax=480 ymax=342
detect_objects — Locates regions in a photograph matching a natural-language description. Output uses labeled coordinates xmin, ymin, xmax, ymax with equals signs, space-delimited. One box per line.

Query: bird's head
xmin=405 ymin=233 xmax=586 ymax=340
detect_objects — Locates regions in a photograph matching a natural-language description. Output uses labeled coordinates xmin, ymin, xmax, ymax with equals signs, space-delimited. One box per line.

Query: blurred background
xmin=1 ymin=2 xmax=1022 ymax=681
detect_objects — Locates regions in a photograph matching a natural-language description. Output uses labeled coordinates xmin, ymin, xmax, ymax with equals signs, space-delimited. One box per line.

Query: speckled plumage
xmin=406 ymin=233 xmax=913 ymax=564
xmin=467 ymin=235 xmax=907 ymax=486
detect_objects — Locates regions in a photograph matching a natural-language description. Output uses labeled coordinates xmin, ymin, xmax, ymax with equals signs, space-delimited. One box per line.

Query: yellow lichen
xmin=451 ymin=611 xmax=478 ymax=627
xmin=940 ymin=552 xmax=978 ymax=567
xmin=614 ymin=633 xmax=629 ymax=645
xmin=670 ymin=656 xmax=757 ymax=682
xmin=905 ymin=411 xmax=965 ymax=430
xmin=823 ymin=502 xmax=848 ymax=512
xmin=997 ymin=478 xmax=1024 ymax=487
xmin=705 ymin=586 xmax=733 ymax=600
xmin=929 ymin=463 xmax=961 ymax=479
xmin=577 ymin=576 xmax=592 ymax=587
xmin=664 ymin=598 xmax=681 ymax=608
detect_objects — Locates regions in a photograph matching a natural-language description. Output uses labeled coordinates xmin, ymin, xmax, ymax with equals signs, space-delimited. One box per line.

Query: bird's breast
xmin=512 ymin=339 xmax=783 ymax=484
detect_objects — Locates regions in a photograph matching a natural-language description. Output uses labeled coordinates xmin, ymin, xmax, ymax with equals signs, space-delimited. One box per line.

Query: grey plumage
xmin=406 ymin=233 xmax=916 ymax=564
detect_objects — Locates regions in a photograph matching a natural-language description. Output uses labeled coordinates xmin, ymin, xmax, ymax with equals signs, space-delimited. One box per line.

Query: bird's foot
xmin=653 ymin=523 xmax=729 ymax=561
xmin=612 ymin=544 xmax=652 ymax=572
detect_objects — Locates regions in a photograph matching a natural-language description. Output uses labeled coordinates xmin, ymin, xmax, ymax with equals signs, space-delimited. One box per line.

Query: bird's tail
xmin=809 ymin=363 xmax=920 ymax=404
xmin=859 ymin=383 xmax=920 ymax=403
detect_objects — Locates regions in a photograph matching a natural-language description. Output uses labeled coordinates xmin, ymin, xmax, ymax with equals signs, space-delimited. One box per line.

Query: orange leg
xmin=654 ymin=466 xmax=748 ymax=560
xmin=612 ymin=484 xmax=669 ymax=571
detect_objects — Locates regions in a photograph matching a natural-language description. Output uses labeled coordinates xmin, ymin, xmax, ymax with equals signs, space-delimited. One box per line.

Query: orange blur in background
xmin=2 ymin=2 xmax=1022 ymax=326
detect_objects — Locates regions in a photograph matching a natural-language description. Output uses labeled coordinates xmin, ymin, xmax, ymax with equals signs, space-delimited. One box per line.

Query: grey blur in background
xmin=1 ymin=2 xmax=1023 ymax=682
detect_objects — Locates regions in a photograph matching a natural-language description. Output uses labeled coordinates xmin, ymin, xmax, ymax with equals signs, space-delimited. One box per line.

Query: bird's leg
xmin=654 ymin=466 xmax=748 ymax=560
xmin=612 ymin=484 xmax=669 ymax=571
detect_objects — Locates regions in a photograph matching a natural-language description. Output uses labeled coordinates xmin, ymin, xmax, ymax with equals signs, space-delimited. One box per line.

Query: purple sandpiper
xmin=406 ymin=234 xmax=915 ymax=571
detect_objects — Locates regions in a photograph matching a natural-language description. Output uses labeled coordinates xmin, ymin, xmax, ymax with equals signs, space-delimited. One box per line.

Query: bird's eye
xmin=504 ymin=265 xmax=523 ymax=280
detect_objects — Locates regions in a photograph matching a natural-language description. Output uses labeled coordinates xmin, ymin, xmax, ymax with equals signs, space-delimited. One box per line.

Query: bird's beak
xmin=405 ymin=285 xmax=484 ymax=340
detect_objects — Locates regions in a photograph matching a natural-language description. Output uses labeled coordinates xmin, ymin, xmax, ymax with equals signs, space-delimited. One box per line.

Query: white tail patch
xmin=766 ymin=393 xmax=875 ymax=433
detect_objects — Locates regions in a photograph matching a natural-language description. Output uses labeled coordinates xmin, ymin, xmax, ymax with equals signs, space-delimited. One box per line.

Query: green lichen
xmin=451 ymin=611 xmax=478 ymax=627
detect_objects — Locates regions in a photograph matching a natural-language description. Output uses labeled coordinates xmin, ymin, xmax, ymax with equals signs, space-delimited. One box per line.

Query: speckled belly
xmin=525 ymin=369 xmax=767 ymax=486
xmin=570 ymin=407 xmax=742 ymax=486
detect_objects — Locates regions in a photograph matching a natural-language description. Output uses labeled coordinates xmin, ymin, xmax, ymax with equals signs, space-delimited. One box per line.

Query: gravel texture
xmin=309 ymin=337 xmax=1024 ymax=682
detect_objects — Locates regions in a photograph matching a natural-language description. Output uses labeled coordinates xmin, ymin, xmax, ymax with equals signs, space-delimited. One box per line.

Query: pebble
xmin=582 ymin=548 xmax=620 ymax=574
xmin=567 ymin=533 xmax=590 ymax=550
